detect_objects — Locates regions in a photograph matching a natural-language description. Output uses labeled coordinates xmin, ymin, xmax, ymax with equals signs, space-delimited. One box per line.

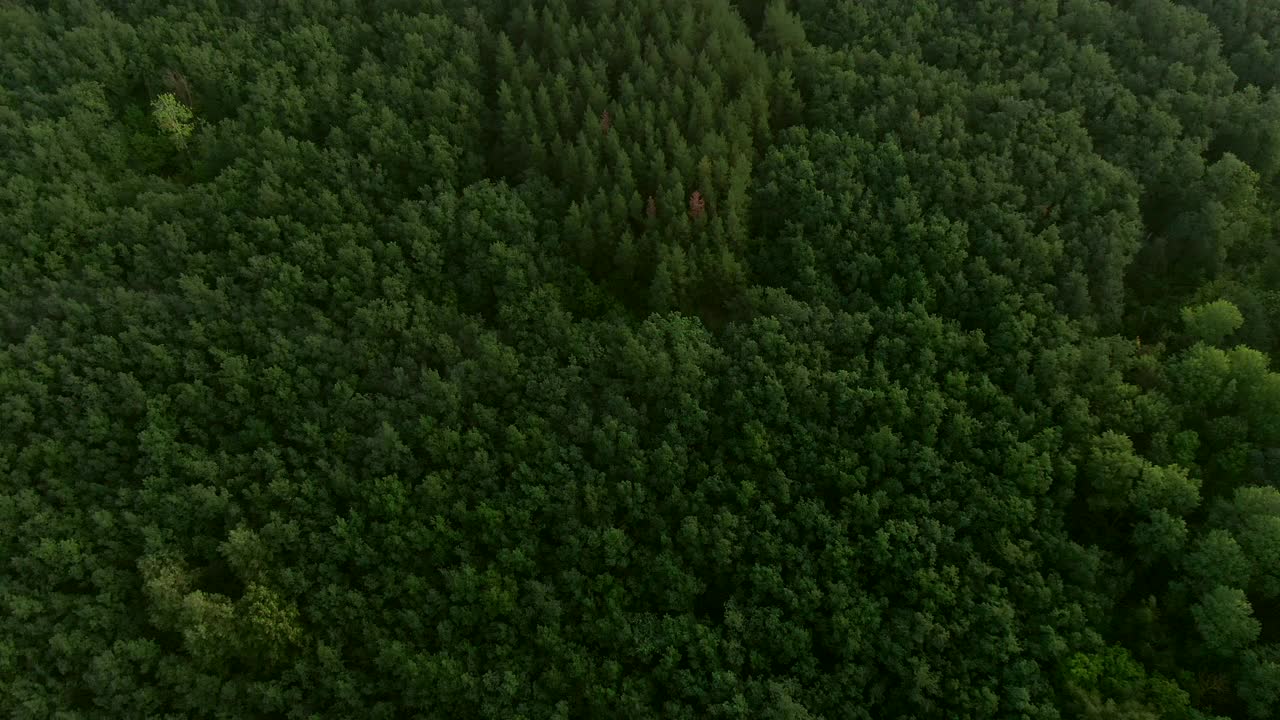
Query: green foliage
xmin=1065 ymin=645 xmax=1194 ymax=719
xmin=761 ymin=0 xmax=807 ymax=55
xmin=1237 ymin=648 xmax=1280 ymax=720
xmin=1212 ymin=487 xmax=1280 ymax=599
xmin=1182 ymin=300 xmax=1245 ymax=346
xmin=1191 ymin=586 xmax=1261 ymax=658
xmin=1183 ymin=529 xmax=1251 ymax=593
xmin=150 ymin=92 xmax=193 ymax=149
xmin=1 ymin=0 xmax=1279 ymax=718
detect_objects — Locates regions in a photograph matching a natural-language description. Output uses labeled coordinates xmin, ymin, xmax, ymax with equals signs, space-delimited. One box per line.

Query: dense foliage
xmin=3 ymin=1 xmax=1280 ymax=717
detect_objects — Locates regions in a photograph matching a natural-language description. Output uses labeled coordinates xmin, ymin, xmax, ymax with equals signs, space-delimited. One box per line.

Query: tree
xmin=761 ymin=0 xmax=807 ymax=56
xmin=1213 ymin=487 xmax=1280 ymax=599
xmin=1237 ymin=648 xmax=1280 ymax=720
xmin=3 ymin=1 xmax=1280 ymax=717
xmin=150 ymin=92 xmax=194 ymax=149
xmin=1183 ymin=529 xmax=1251 ymax=593
xmin=1182 ymin=300 xmax=1244 ymax=347
xmin=689 ymin=189 xmax=706 ymax=220
xmin=1192 ymin=586 xmax=1261 ymax=658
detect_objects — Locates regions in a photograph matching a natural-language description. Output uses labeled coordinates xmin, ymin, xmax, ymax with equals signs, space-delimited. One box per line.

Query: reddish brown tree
xmin=688 ymin=190 xmax=705 ymax=220
xmin=164 ymin=69 xmax=193 ymax=108
xmin=601 ymin=109 xmax=612 ymax=135
xmin=646 ymin=195 xmax=657 ymax=219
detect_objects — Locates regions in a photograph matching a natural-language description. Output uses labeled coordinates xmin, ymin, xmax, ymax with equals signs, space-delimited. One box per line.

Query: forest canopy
xmin=3 ymin=1 xmax=1280 ymax=718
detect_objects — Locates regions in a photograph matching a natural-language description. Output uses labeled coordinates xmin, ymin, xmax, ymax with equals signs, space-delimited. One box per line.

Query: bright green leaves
xmin=150 ymin=93 xmax=193 ymax=149
xmin=1164 ymin=333 xmax=1280 ymax=481
xmin=1182 ymin=300 xmax=1244 ymax=346
xmin=139 ymin=550 xmax=300 ymax=670
xmin=238 ymin=583 xmax=303 ymax=663
xmin=1064 ymin=645 xmax=1193 ymax=720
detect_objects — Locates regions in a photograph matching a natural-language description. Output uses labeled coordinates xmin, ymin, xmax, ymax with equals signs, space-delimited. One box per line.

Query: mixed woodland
xmin=4 ymin=0 xmax=1280 ymax=717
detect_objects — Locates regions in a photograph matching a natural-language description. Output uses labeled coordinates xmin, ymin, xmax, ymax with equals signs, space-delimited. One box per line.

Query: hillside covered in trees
xmin=3 ymin=0 xmax=1280 ymax=717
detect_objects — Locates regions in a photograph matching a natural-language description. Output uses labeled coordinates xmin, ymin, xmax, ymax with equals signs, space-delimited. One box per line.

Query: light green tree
xmin=1182 ymin=300 xmax=1244 ymax=346
xmin=151 ymin=92 xmax=194 ymax=149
